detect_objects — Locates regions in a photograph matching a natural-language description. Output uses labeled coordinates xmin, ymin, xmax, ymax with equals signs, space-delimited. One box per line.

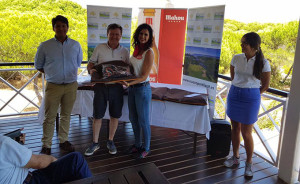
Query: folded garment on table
xmin=91 ymin=60 xmax=137 ymax=83
xmin=151 ymin=87 xmax=207 ymax=106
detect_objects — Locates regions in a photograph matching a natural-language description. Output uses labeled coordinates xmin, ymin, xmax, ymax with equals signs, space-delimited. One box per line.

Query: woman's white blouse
xmin=130 ymin=48 xmax=153 ymax=83
xmin=231 ymin=53 xmax=271 ymax=88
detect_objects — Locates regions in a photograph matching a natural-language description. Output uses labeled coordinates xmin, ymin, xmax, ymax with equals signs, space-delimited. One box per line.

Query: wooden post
xmin=278 ymin=19 xmax=300 ymax=183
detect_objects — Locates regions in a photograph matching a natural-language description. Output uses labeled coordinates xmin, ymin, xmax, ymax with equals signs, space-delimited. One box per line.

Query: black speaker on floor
xmin=207 ymin=119 xmax=231 ymax=157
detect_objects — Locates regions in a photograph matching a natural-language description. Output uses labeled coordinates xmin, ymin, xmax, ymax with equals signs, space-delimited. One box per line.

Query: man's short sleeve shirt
xmin=0 ymin=135 xmax=32 ymax=184
xmin=89 ymin=43 xmax=129 ymax=64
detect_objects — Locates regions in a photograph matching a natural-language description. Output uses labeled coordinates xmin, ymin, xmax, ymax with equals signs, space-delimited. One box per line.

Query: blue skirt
xmin=226 ymin=85 xmax=261 ymax=125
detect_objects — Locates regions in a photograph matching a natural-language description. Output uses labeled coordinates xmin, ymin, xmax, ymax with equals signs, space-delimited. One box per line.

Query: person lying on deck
xmin=0 ymin=134 xmax=92 ymax=184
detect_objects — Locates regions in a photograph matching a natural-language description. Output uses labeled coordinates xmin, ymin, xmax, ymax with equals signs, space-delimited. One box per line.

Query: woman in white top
xmin=223 ymin=32 xmax=271 ymax=178
xmin=123 ymin=24 xmax=154 ymax=158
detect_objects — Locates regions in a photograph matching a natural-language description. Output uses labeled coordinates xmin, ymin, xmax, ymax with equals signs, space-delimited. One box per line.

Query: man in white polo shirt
xmin=85 ymin=23 xmax=129 ymax=156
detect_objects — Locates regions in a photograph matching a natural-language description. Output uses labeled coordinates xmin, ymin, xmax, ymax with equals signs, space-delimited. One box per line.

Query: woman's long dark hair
xmin=243 ymin=32 xmax=264 ymax=79
xmin=132 ymin=23 xmax=153 ymax=51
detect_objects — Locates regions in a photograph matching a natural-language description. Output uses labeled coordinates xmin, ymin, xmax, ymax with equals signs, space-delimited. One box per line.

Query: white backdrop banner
xmin=183 ymin=5 xmax=225 ymax=119
xmin=87 ymin=5 xmax=132 ymax=59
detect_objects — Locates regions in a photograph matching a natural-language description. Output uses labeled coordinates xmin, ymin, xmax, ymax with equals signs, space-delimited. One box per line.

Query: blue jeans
xmin=128 ymin=83 xmax=152 ymax=151
xmin=29 ymin=152 xmax=92 ymax=184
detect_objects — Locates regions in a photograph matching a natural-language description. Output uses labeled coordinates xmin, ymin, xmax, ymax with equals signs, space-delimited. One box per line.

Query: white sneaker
xmin=244 ymin=162 xmax=253 ymax=178
xmin=224 ymin=156 xmax=240 ymax=167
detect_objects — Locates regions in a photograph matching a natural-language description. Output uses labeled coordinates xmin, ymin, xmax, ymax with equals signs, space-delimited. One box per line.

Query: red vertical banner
xmin=138 ymin=8 xmax=187 ymax=84
xmin=157 ymin=9 xmax=187 ymax=84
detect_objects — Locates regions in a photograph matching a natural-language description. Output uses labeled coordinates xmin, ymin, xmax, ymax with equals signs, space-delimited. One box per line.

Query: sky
xmin=71 ymin=0 xmax=300 ymax=23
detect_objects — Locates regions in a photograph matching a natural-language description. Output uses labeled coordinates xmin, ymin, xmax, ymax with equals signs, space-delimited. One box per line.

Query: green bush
xmin=0 ymin=0 xmax=87 ymax=64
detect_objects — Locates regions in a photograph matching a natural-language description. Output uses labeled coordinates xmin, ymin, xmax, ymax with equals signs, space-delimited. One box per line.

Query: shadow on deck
xmin=0 ymin=116 xmax=285 ymax=184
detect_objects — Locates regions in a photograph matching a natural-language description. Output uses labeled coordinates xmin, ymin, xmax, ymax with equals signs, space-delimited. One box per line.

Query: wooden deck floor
xmin=0 ymin=116 xmax=286 ymax=184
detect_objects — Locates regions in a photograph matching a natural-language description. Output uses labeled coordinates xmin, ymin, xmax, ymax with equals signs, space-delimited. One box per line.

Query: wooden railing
xmin=0 ymin=62 xmax=88 ymax=117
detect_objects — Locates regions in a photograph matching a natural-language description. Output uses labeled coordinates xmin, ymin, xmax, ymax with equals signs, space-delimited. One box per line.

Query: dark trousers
xmin=29 ymin=152 xmax=92 ymax=184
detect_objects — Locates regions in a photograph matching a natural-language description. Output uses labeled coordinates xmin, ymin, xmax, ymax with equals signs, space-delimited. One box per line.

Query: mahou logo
xmin=166 ymin=15 xmax=184 ymax=22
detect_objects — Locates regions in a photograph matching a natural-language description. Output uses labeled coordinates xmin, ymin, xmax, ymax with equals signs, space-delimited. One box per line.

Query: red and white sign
xmin=138 ymin=8 xmax=187 ymax=84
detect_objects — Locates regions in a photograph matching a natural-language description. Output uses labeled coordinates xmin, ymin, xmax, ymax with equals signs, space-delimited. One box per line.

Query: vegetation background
xmin=1 ymin=0 xmax=298 ymax=91
xmin=0 ymin=0 xmax=87 ymax=64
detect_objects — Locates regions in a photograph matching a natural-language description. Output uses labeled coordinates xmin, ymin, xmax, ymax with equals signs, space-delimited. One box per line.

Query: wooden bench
xmin=65 ymin=163 xmax=169 ymax=184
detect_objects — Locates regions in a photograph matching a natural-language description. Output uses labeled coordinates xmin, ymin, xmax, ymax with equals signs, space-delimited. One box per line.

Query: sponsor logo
xmin=165 ymin=15 xmax=184 ymax=21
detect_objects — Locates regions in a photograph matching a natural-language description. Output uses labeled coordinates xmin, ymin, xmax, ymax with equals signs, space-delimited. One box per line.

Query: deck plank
xmin=0 ymin=116 xmax=281 ymax=183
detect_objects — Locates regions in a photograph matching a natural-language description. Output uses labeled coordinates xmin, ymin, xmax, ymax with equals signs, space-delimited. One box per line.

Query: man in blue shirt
xmin=34 ymin=15 xmax=83 ymax=155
